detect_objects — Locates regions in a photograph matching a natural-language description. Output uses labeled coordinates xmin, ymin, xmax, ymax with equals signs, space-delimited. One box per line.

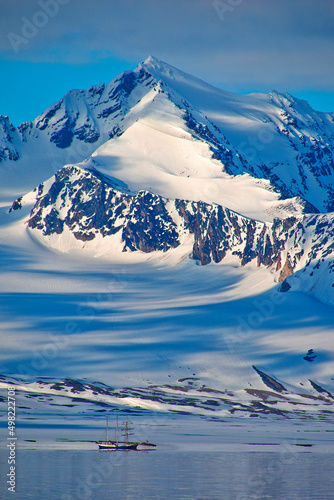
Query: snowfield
xmin=0 ymin=206 xmax=334 ymax=420
xmin=0 ymin=56 xmax=334 ymax=421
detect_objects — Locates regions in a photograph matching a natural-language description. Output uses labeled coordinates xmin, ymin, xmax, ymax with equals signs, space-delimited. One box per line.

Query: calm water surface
xmin=1 ymin=448 xmax=333 ymax=500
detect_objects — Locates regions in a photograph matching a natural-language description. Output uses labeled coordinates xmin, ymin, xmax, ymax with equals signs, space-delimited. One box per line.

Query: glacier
xmin=0 ymin=56 xmax=334 ymax=421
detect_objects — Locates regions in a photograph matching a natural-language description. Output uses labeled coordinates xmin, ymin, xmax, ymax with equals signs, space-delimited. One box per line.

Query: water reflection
xmin=1 ymin=448 xmax=333 ymax=500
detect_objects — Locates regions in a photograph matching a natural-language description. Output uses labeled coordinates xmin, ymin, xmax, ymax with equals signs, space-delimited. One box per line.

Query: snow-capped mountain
xmin=2 ymin=371 xmax=334 ymax=421
xmin=1 ymin=56 xmax=334 ymax=217
xmin=4 ymin=55 xmax=334 ymax=305
xmin=1 ymin=57 xmax=334 ymax=421
xmin=11 ymin=163 xmax=334 ymax=306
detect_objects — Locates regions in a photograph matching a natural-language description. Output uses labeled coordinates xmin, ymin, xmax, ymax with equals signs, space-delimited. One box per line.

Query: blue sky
xmin=1 ymin=0 xmax=334 ymax=126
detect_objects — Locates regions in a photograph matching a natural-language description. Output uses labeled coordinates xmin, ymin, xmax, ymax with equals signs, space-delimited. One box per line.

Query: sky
xmin=0 ymin=0 xmax=334 ymax=126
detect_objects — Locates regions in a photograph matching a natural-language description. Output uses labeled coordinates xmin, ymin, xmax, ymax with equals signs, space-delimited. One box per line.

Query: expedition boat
xmin=97 ymin=417 xmax=139 ymax=450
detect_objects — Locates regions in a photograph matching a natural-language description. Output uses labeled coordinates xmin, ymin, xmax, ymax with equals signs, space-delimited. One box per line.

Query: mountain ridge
xmin=1 ymin=55 xmax=334 ymax=213
xmin=2 ymin=55 xmax=334 ymax=305
xmin=10 ymin=163 xmax=334 ymax=306
xmin=1 ymin=57 xmax=334 ymax=423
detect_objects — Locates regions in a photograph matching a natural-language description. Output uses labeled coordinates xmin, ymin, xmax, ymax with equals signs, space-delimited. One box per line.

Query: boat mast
xmin=122 ymin=418 xmax=134 ymax=443
xmin=116 ymin=416 xmax=119 ymax=446
xmin=106 ymin=416 xmax=108 ymax=442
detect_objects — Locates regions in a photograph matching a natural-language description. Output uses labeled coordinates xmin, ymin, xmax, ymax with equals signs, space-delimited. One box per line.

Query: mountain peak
xmin=142 ymin=55 xmax=162 ymax=67
xmin=138 ymin=55 xmax=222 ymax=99
xmin=139 ymin=55 xmax=179 ymax=79
xmin=2 ymin=56 xmax=334 ymax=216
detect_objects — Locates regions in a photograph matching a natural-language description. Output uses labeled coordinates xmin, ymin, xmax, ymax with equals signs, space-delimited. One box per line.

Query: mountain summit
xmin=2 ymin=56 xmax=334 ymax=306
xmin=1 ymin=56 xmax=334 ymax=215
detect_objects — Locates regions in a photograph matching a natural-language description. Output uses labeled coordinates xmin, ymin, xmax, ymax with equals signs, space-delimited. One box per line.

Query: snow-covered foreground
xmin=0 ymin=207 xmax=334 ymax=421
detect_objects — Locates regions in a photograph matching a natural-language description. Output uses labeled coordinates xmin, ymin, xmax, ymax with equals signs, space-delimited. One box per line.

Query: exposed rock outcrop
xmin=11 ymin=165 xmax=334 ymax=293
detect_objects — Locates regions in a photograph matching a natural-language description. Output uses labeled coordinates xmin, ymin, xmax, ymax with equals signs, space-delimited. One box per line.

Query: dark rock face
xmin=279 ymin=280 xmax=291 ymax=292
xmin=303 ymin=349 xmax=317 ymax=362
xmin=27 ymin=167 xmax=129 ymax=242
xmin=0 ymin=117 xmax=20 ymax=162
xmin=0 ymin=147 xmax=19 ymax=162
xmin=253 ymin=366 xmax=287 ymax=393
xmin=74 ymin=123 xmax=100 ymax=143
xmin=25 ymin=166 xmax=180 ymax=254
xmin=96 ymin=72 xmax=137 ymax=120
xmin=175 ymin=200 xmax=230 ymax=265
xmin=50 ymin=116 xmax=77 ymax=149
xmin=48 ymin=108 xmax=101 ymax=149
xmin=123 ymin=192 xmax=179 ymax=252
xmin=31 ymin=69 xmax=154 ymax=152
xmin=36 ymin=101 xmax=62 ymax=131
xmin=175 ymin=200 xmax=259 ymax=266
xmin=173 ymin=200 xmax=300 ymax=271
xmin=309 ymin=380 xmax=334 ymax=399
xmin=18 ymin=165 xmax=334 ymax=284
xmin=9 ymin=197 xmax=22 ymax=212
xmin=278 ymin=256 xmax=294 ymax=282
xmin=181 ymin=108 xmax=238 ymax=175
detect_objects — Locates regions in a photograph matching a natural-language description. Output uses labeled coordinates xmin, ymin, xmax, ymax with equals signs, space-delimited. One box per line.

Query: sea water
xmin=1 ymin=416 xmax=334 ymax=500
xmin=1 ymin=447 xmax=334 ymax=500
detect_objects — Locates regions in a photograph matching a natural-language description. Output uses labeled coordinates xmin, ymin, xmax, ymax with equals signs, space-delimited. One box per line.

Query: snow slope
xmin=9 ymin=164 xmax=334 ymax=307
xmin=1 ymin=56 xmax=334 ymax=420
xmin=1 ymin=56 xmax=334 ymax=218
xmin=0 ymin=209 xmax=333 ymax=419
xmin=140 ymin=57 xmax=334 ymax=212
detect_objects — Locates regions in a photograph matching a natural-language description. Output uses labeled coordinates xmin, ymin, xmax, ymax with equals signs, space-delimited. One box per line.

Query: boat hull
xmin=98 ymin=441 xmax=138 ymax=450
